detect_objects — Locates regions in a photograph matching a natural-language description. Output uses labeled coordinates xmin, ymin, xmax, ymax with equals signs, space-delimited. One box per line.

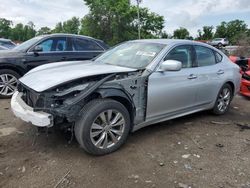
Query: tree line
xmin=0 ymin=0 xmax=250 ymax=46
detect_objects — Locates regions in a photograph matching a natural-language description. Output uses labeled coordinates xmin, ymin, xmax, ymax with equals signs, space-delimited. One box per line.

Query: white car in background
xmin=209 ymin=38 xmax=229 ymax=48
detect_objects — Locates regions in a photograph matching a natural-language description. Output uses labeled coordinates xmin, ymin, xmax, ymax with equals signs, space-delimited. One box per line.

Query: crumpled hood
xmin=19 ymin=61 xmax=137 ymax=92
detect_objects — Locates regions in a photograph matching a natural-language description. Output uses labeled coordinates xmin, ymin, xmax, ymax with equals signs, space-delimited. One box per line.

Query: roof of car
xmin=132 ymin=39 xmax=206 ymax=46
xmin=0 ymin=38 xmax=12 ymax=42
xmin=38 ymin=33 xmax=102 ymax=42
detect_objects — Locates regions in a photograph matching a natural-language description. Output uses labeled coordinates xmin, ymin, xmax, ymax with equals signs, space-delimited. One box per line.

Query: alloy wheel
xmin=217 ymin=88 xmax=231 ymax=112
xmin=90 ymin=110 xmax=125 ymax=149
xmin=0 ymin=74 xmax=18 ymax=96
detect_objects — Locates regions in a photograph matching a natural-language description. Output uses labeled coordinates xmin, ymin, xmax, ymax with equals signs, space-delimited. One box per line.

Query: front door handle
xmin=188 ymin=74 xmax=197 ymax=80
xmin=217 ymin=70 xmax=224 ymax=75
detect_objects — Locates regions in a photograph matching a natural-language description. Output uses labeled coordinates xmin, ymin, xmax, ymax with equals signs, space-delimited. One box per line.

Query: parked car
xmin=0 ymin=34 xmax=108 ymax=98
xmin=229 ymin=56 xmax=250 ymax=97
xmin=11 ymin=39 xmax=241 ymax=155
xmin=0 ymin=45 xmax=9 ymax=50
xmin=0 ymin=38 xmax=16 ymax=49
xmin=208 ymin=38 xmax=229 ymax=48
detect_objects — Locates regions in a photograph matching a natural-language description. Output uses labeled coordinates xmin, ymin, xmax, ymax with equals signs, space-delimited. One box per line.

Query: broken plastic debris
xmin=178 ymin=182 xmax=191 ymax=188
xmin=159 ymin=162 xmax=165 ymax=166
xmin=211 ymin=121 xmax=230 ymax=125
xmin=193 ymin=154 xmax=200 ymax=158
xmin=182 ymin=154 xmax=191 ymax=159
xmin=184 ymin=164 xmax=192 ymax=170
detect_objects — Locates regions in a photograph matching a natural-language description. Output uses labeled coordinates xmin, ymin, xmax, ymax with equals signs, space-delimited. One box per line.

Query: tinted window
xmin=39 ymin=39 xmax=53 ymax=52
xmin=195 ymin=46 xmax=216 ymax=67
xmin=164 ymin=45 xmax=193 ymax=68
xmin=54 ymin=39 xmax=66 ymax=51
xmin=73 ymin=38 xmax=103 ymax=51
xmin=37 ymin=37 xmax=67 ymax=52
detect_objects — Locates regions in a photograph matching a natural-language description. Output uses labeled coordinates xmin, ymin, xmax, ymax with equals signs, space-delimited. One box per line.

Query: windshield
xmin=95 ymin=42 xmax=165 ymax=69
xmin=13 ymin=36 xmax=43 ymax=52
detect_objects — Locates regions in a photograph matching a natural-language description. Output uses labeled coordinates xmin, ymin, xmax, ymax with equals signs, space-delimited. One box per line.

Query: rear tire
xmin=74 ymin=99 xmax=131 ymax=155
xmin=212 ymin=84 xmax=233 ymax=115
xmin=217 ymin=43 xmax=223 ymax=48
xmin=0 ymin=69 xmax=20 ymax=99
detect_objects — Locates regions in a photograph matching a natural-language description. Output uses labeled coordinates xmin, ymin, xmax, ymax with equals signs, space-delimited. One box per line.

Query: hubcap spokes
xmin=217 ymin=88 xmax=231 ymax=112
xmin=0 ymin=74 xmax=18 ymax=96
xmin=90 ymin=110 xmax=125 ymax=149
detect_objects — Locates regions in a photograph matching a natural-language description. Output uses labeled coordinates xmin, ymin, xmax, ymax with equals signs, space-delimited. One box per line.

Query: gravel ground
xmin=0 ymin=95 xmax=250 ymax=188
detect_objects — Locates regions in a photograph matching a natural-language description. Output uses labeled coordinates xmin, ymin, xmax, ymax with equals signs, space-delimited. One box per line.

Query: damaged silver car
xmin=11 ymin=39 xmax=241 ymax=155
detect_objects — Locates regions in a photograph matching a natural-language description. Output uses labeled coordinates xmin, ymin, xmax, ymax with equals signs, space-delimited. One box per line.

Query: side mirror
xmin=33 ymin=45 xmax=43 ymax=53
xmin=159 ymin=60 xmax=182 ymax=71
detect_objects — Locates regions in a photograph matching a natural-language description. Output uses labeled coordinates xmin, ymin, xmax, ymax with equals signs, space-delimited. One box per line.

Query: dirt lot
xmin=0 ymin=95 xmax=250 ymax=188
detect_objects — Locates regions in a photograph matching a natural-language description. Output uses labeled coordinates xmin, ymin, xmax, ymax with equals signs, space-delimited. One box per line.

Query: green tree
xmin=53 ymin=22 xmax=64 ymax=33
xmin=37 ymin=27 xmax=51 ymax=35
xmin=215 ymin=19 xmax=248 ymax=44
xmin=11 ymin=23 xmax=24 ymax=41
xmin=23 ymin=21 xmax=36 ymax=40
xmin=197 ymin=26 xmax=214 ymax=40
xmin=80 ymin=0 xmax=164 ymax=45
xmin=0 ymin=18 xmax=12 ymax=38
xmin=62 ymin=17 xmax=80 ymax=34
xmin=161 ymin=31 xmax=169 ymax=38
xmin=173 ymin=27 xmax=190 ymax=39
xmin=53 ymin=17 xmax=80 ymax=34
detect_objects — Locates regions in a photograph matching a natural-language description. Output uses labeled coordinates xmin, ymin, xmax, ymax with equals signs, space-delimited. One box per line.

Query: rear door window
xmin=194 ymin=45 xmax=216 ymax=67
xmin=73 ymin=38 xmax=103 ymax=51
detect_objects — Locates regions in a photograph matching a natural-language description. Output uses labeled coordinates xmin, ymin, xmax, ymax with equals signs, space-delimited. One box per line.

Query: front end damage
xmin=15 ymin=70 xmax=149 ymax=130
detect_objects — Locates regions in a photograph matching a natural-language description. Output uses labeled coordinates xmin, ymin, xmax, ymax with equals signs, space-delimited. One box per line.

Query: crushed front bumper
xmin=11 ymin=91 xmax=53 ymax=127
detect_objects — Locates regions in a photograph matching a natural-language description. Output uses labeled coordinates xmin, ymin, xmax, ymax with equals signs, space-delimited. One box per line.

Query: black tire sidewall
xmin=213 ymin=84 xmax=233 ymax=115
xmin=75 ymin=99 xmax=131 ymax=155
xmin=218 ymin=43 xmax=223 ymax=48
xmin=0 ymin=69 xmax=20 ymax=98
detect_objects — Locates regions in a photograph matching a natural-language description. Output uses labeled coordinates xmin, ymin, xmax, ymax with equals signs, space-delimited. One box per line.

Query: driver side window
xmin=35 ymin=37 xmax=67 ymax=52
xmin=164 ymin=45 xmax=193 ymax=68
xmin=38 ymin=39 xmax=53 ymax=52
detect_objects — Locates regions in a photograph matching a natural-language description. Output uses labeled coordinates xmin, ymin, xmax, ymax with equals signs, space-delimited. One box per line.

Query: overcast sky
xmin=1 ymin=0 xmax=250 ymax=37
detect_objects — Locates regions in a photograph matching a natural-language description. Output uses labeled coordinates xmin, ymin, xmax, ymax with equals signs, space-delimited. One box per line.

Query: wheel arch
xmin=225 ymin=81 xmax=235 ymax=95
xmin=94 ymin=88 xmax=136 ymax=131
xmin=0 ymin=64 xmax=25 ymax=76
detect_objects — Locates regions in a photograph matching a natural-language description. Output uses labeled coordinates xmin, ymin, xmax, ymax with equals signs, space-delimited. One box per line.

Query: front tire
xmin=212 ymin=84 xmax=233 ymax=115
xmin=0 ymin=69 xmax=20 ymax=98
xmin=74 ymin=99 xmax=131 ymax=155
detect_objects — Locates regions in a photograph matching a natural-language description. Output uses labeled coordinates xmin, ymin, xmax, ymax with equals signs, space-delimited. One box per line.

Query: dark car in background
xmin=0 ymin=38 xmax=16 ymax=49
xmin=0 ymin=34 xmax=109 ymax=98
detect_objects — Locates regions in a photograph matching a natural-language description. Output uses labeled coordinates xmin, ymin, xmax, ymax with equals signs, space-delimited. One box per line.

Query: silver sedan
xmin=11 ymin=39 xmax=241 ymax=155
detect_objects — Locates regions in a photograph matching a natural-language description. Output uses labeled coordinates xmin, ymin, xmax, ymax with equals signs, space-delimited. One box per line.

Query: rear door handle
xmin=217 ymin=70 xmax=224 ymax=75
xmin=188 ymin=74 xmax=197 ymax=80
